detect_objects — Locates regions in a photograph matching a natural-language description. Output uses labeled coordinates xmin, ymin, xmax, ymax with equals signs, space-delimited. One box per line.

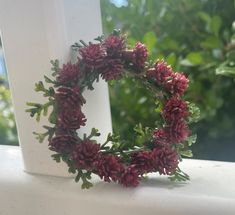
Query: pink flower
xmin=79 ymin=43 xmax=106 ymax=69
xmin=147 ymin=60 xmax=173 ymax=83
xmin=97 ymin=155 xmax=122 ymax=182
xmin=59 ymin=108 xmax=86 ymax=130
xmin=152 ymin=145 xmax=179 ymax=175
xmin=166 ymin=73 xmax=188 ymax=96
xmin=166 ymin=121 xmax=189 ymax=143
xmin=119 ymin=165 xmax=140 ymax=187
xmin=100 ymin=58 xmax=123 ymax=81
xmin=153 ymin=128 xmax=169 ymax=146
xmin=49 ymin=135 xmax=77 ymax=154
xmin=57 ymin=62 xmax=80 ymax=85
xmin=131 ymin=151 xmax=154 ymax=174
xmin=55 ymin=87 xmax=85 ymax=108
xmin=72 ymin=140 xmax=100 ymax=170
xmin=163 ymin=97 xmax=188 ymax=122
xmin=173 ymin=73 xmax=188 ymax=96
xmin=132 ymin=42 xmax=148 ymax=68
xmin=103 ymin=35 xmax=126 ymax=56
xmin=146 ymin=61 xmax=188 ymax=96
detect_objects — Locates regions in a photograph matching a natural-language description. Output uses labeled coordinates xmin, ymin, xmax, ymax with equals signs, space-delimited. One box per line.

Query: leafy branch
xmin=83 ymin=128 xmax=101 ymax=141
xmin=134 ymin=123 xmax=153 ymax=147
xmin=75 ymin=170 xmax=93 ymax=189
xmin=35 ymin=80 xmax=55 ymax=97
xmin=26 ymin=101 xmax=54 ymax=122
xmin=176 ymin=134 xmax=197 ymax=160
xmin=33 ymin=126 xmax=56 ymax=143
xmin=188 ymin=102 xmax=200 ymax=124
xmin=50 ymin=59 xmax=60 ymax=77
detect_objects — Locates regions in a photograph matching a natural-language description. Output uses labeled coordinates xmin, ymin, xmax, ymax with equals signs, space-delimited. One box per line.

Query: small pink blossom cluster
xmin=47 ymin=31 xmax=190 ymax=188
xmin=146 ymin=60 xmax=190 ymax=177
xmin=147 ymin=60 xmax=188 ymax=96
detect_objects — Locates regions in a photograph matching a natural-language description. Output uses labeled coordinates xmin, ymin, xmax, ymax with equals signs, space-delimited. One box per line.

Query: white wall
xmin=0 ymin=0 xmax=112 ymax=177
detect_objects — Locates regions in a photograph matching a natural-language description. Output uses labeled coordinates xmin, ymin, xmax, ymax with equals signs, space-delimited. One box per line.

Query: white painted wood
xmin=1 ymin=145 xmax=235 ymax=215
xmin=0 ymin=0 xmax=112 ymax=177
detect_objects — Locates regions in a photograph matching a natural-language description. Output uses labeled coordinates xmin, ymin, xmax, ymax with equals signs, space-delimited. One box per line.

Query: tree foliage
xmin=0 ymin=76 xmax=18 ymax=145
xmin=101 ymin=0 xmax=235 ymax=161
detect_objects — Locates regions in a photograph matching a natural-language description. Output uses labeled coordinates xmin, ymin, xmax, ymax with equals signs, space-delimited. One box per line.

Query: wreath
xmin=26 ymin=30 xmax=200 ymax=189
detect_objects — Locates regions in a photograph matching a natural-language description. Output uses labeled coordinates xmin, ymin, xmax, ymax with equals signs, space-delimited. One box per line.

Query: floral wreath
xmin=27 ymin=30 xmax=200 ymax=189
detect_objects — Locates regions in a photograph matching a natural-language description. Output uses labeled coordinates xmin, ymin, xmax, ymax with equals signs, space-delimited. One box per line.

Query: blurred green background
xmin=100 ymin=0 xmax=235 ymax=161
xmin=0 ymin=37 xmax=18 ymax=146
xmin=0 ymin=0 xmax=235 ymax=161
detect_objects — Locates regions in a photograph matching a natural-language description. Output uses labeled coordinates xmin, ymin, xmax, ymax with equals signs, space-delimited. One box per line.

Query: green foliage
xmin=0 ymin=76 xmax=18 ymax=145
xmin=216 ymin=24 xmax=235 ymax=78
xmin=188 ymin=103 xmax=200 ymax=124
xmin=169 ymin=167 xmax=190 ymax=182
xmin=101 ymin=0 xmax=235 ymax=161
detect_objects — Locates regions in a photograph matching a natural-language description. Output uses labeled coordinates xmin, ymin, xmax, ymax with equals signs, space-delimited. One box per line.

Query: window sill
xmin=0 ymin=145 xmax=235 ymax=215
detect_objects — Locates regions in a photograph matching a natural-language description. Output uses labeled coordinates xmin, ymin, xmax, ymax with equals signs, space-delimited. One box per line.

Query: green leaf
xmin=143 ymin=31 xmax=157 ymax=54
xmin=180 ymin=59 xmax=194 ymax=67
xmin=201 ymin=36 xmax=221 ymax=49
xmin=50 ymin=59 xmax=60 ymax=76
xmin=216 ymin=64 xmax=235 ymax=77
xmin=33 ymin=131 xmax=47 ymax=143
xmin=26 ymin=102 xmax=42 ymax=107
xmin=166 ymin=53 xmax=176 ymax=67
xmin=154 ymin=101 xmax=163 ymax=113
xmin=85 ymin=128 xmax=101 ymax=140
xmin=226 ymin=50 xmax=235 ymax=61
xmin=127 ymin=37 xmax=137 ymax=47
xmin=161 ymin=37 xmax=179 ymax=50
xmin=188 ymin=103 xmax=200 ymax=123
xmin=134 ymin=123 xmax=144 ymax=136
xmin=49 ymin=110 xmax=57 ymax=124
xmin=168 ymin=168 xmax=190 ymax=182
xmin=81 ymin=180 xmax=93 ymax=189
xmin=197 ymin=11 xmax=211 ymax=23
xmin=44 ymin=76 xmax=58 ymax=86
xmin=180 ymin=149 xmax=193 ymax=157
xmin=43 ymin=105 xmax=49 ymax=116
xmin=36 ymin=112 xmax=41 ymax=122
xmin=35 ymin=81 xmax=45 ymax=92
xmin=187 ymin=134 xmax=197 ymax=146
xmin=68 ymin=166 xmax=76 ymax=174
xmin=51 ymin=154 xmax=61 ymax=163
xmin=186 ymin=52 xmax=203 ymax=65
xmin=78 ymin=172 xmax=93 ymax=189
xmin=75 ymin=173 xmax=81 ymax=182
xmin=210 ymin=16 xmax=222 ymax=36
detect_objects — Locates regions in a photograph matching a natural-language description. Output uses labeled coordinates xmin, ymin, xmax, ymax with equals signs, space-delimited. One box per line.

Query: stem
xmin=100 ymin=139 xmax=110 ymax=150
xmin=102 ymin=146 xmax=146 ymax=155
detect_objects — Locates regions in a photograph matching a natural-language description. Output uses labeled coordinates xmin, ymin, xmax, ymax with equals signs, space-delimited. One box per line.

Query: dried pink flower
xmin=119 ymin=165 xmax=140 ymax=187
xmin=100 ymin=58 xmax=123 ymax=81
xmin=79 ymin=43 xmax=106 ymax=69
xmin=163 ymin=97 xmax=188 ymax=122
xmin=131 ymin=151 xmax=154 ymax=174
xmin=132 ymin=42 xmax=148 ymax=68
xmin=49 ymin=135 xmax=77 ymax=154
xmin=97 ymin=154 xmax=122 ymax=182
xmin=103 ymin=35 xmax=126 ymax=56
xmin=72 ymin=140 xmax=100 ymax=170
xmin=59 ymin=108 xmax=86 ymax=130
xmin=57 ymin=62 xmax=80 ymax=85
xmin=166 ymin=121 xmax=190 ymax=143
xmin=152 ymin=145 xmax=179 ymax=175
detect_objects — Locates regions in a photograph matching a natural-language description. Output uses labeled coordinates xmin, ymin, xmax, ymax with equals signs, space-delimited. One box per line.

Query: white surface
xmin=0 ymin=0 xmax=112 ymax=177
xmin=0 ymin=145 xmax=235 ymax=215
